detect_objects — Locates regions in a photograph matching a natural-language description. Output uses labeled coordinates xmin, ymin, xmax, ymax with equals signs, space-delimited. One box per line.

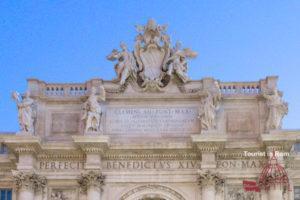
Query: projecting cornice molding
xmin=191 ymin=134 xmax=227 ymax=152
xmin=72 ymin=135 xmax=110 ymax=154
xmin=3 ymin=135 xmax=42 ymax=155
xmin=260 ymin=130 xmax=300 ymax=151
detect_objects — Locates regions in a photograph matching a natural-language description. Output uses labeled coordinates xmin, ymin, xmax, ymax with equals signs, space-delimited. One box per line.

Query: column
xmin=198 ymin=170 xmax=224 ymax=200
xmin=78 ymin=171 xmax=105 ymax=200
xmin=12 ymin=171 xmax=47 ymax=200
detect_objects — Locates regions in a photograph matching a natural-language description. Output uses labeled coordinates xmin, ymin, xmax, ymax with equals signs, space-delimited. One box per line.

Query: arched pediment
xmin=120 ymin=185 xmax=186 ymax=200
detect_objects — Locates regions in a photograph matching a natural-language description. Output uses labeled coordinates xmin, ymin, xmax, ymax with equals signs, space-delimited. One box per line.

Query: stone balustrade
xmin=25 ymin=77 xmax=280 ymax=98
xmin=27 ymin=78 xmax=103 ymax=98
xmin=219 ymin=82 xmax=261 ymax=95
xmin=44 ymin=83 xmax=87 ymax=97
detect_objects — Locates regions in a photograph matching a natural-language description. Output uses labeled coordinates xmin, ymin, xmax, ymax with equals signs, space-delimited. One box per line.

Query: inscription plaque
xmin=106 ymin=106 xmax=199 ymax=135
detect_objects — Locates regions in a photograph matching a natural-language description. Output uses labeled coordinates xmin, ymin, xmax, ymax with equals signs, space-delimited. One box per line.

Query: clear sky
xmin=0 ymin=0 xmax=299 ymax=132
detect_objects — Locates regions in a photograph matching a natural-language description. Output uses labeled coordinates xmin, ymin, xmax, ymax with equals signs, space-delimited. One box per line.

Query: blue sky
xmin=0 ymin=0 xmax=299 ymax=131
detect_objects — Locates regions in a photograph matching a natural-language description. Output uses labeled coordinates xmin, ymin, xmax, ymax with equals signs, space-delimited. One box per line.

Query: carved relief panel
xmin=49 ymin=188 xmax=79 ymax=200
xmin=225 ymin=185 xmax=260 ymax=200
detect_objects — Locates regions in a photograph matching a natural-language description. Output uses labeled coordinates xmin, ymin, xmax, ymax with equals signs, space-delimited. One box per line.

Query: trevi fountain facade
xmin=0 ymin=20 xmax=300 ymax=200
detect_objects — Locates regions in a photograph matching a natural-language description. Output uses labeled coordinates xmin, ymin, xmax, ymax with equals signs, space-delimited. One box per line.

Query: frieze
xmin=104 ymin=160 xmax=200 ymax=170
xmin=37 ymin=159 xmax=268 ymax=171
xmin=217 ymin=159 xmax=265 ymax=169
xmin=39 ymin=161 xmax=85 ymax=170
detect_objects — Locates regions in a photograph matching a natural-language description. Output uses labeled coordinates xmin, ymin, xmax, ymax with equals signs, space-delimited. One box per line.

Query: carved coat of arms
xmin=107 ymin=19 xmax=197 ymax=92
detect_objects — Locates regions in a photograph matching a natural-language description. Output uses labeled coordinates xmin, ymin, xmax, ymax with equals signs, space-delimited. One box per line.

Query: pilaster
xmin=12 ymin=170 xmax=47 ymax=200
xmin=4 ymin=135 xmax=42 ymax=171
xmin=198 ymin=169 xmax=224 ymax=200
xmin=73 ymin=135 xmax=109 ymax=170
xmin=78 ymin=170 xmax=105 ymax=200
xmin=191 ymin=133 xmax=226 ymax=169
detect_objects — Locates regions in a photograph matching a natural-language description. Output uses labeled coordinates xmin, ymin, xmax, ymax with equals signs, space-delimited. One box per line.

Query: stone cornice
xmin=260 ymin=131 xmax=299 ymax=151
xmin=4 ymin=135 xmax=42 ymax=155
xmin=37 ymin=153 xmax=85 ymax=160
xmin=191 ymin=134 xmax=226 ymax=153
xmin=104 ymin=153 xmax=199 ymax=160
xmin=73 ymin=135 xmax=109 ymax=154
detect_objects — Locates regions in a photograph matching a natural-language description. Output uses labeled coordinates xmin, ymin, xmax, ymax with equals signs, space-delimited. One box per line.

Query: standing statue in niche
xmin=81 ymin=86 xmax=105 ymax=133
xmin=167 ymin=41 xmax=197 ymax=83
xmin=262 ymin=88 xmax=288 ymax=131
xmin=198 ymin=82 xmax=221 ymax=131
xmin=107 ymin=42 xmax=137 ymax=85
xmin=12 ymin=91 xmax=36 ymax=134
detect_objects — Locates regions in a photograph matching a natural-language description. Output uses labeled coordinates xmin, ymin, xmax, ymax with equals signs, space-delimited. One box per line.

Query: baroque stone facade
xmin=0 ymin=19 xmax=300 ymax=200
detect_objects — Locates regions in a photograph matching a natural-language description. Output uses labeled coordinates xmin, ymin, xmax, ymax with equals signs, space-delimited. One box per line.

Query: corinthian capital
xmin=78 ymin=171 xmax=105 ymax=192
xmin=198 ymin=170 xmax=224 ymax=187
xmin=12 ymin=170 xmax=47 ymax=192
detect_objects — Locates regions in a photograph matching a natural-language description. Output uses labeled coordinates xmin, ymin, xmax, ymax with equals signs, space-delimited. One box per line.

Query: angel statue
xmin=12 ymin=91 xmax=36 ymax=134
xmin=167 ymin=41 xmax=197 ymax=83
xmin=81 ymin=86 xmax=105 ymax=133
xmin=262 ymin=88 xmax=288 ymax=131
xmin=107 ymin=42 xmax=137 ymax=85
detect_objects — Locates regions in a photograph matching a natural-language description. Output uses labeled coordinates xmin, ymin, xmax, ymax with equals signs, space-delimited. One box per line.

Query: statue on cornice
xmin=107 ymin=42 xmax=137 ymax=85
xmin=81 ymin=86 xmax=105 ymax=133
xmin=198 ymin=81 xmax=221 ymax=131
xmin=167 ymin=41 xmax=197 ymax=83
xmin=12 ymin=91 xmax=36 ymax=134
xmin=262 ymin=88 xmax=288 ymax=131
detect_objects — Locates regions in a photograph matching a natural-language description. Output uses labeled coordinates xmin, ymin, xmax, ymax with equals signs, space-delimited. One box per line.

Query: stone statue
xmin=199 ymin=92 xmax=217 ymax=130
xmin=167 ymin=41 xmax=197 ymax=83
xmin=262 ymin=88 xmax=288 ymax=130
xmin=107 ymin=19 xmax=198 ymax=91
xmin=198 ymin=82 xmax=221 ymax=131
xmin=81 ymin=86 xmax=105 ymax=133
xmin=12 ymin=91 xmax=36 ymax=134
xmin=107 ymin=42 xmax=137 ymax=85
